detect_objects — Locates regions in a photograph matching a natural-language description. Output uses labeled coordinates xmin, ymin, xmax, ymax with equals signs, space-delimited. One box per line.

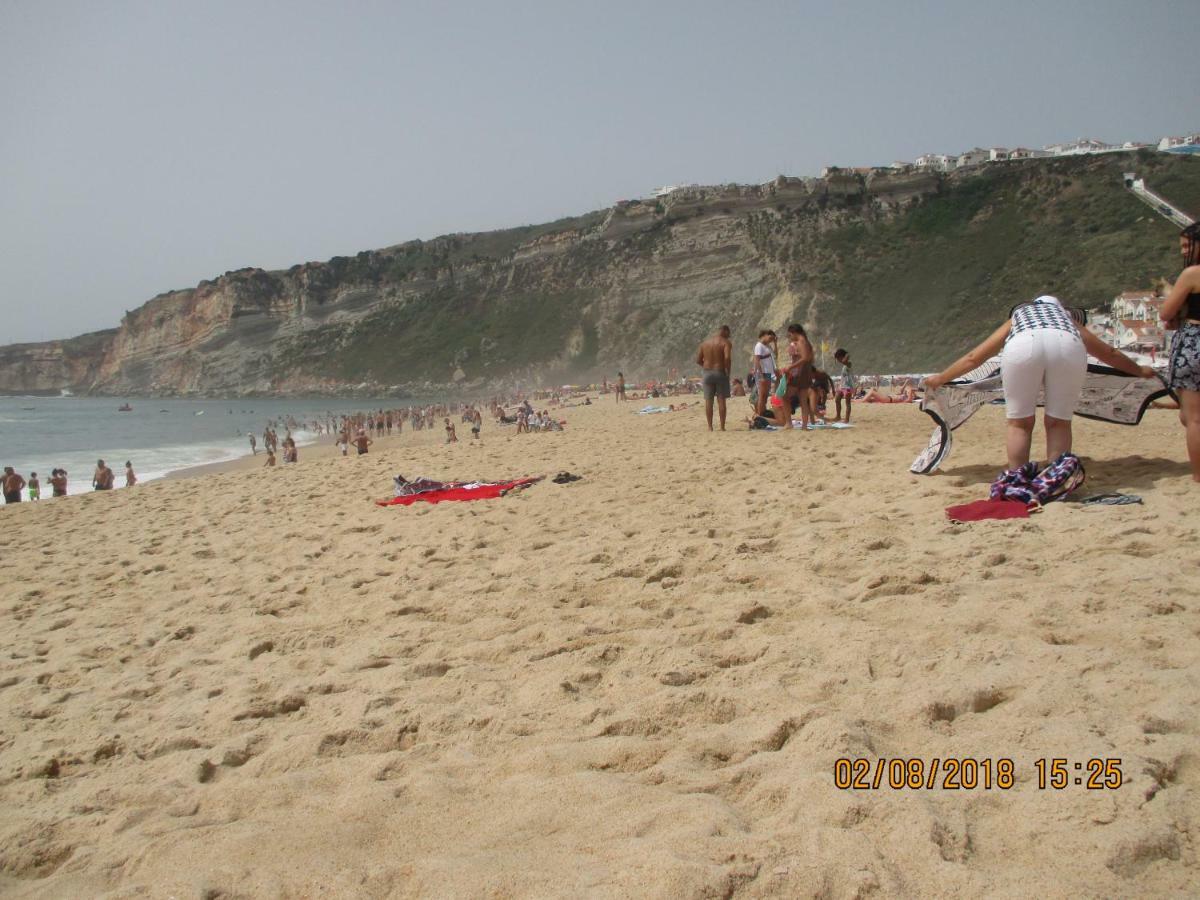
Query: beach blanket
xmin=376 ymin=476 xmax=542 ymax=506
xmin=794 ymin=420 xmax=853 ymax=429
xmin=911 ymin=358 xmax=1173 ymax=474
xmin=637 ymin=405 xmax=672 ymax=415
xmin=758 ymin=419 xmax=854 ymax=431
xmin=945 ymin=499 xmax=1033 ymax=523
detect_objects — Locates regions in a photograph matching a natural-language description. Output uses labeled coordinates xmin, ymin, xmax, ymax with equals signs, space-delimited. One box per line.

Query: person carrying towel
xmin=1160 ymin=222 xmax=1200 ymax=482
xmin=924 ymin=295 xmax=1155 ymax=471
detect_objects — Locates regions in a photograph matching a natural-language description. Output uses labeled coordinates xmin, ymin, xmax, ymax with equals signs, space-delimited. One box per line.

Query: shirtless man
xmin=615 ymin=372 xmax=626 ymax=403
xmin=354 ymin=429 xmax=372 ymax=455
xmin=3 ymin=467 xmax=26 ymax=504
xmin=92 ymin=460 xmax=114 ymax=491
xmin=49 ymin=469 xmax=67 ymax=497
xmin=696 ymin=325 xmax=733 ymax=431
xmin=248 ymin=433 xmax=257 ymax=455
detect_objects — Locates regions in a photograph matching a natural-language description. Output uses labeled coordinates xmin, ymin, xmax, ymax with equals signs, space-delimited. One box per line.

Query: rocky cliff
xmin=2 ymin=151 xmax=1197 ymax=396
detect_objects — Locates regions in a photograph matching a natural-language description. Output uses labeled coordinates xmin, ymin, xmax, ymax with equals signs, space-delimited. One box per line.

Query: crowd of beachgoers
xmin=0 ymin=391 xmax=591 ymax=501
xmin=0 ymin=368 xmax=989 ymax=506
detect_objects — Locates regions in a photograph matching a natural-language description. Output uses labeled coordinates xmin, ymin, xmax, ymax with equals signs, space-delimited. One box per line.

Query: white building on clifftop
xmin=650 ymin=184 xmax=696 ymax=198
xmin=914 ymin=153 xmax=957 ymax=171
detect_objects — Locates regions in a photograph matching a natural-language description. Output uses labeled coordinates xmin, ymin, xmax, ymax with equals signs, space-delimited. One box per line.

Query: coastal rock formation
xmin=0 ymin=332 xmax=114 ymax=395
xmin=1 ymin=152 xmax=1196 ymax=396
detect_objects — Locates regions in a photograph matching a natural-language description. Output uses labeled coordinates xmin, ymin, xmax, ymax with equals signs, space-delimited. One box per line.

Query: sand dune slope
xmin=1 ymin=401 xmax=1197 ymax=898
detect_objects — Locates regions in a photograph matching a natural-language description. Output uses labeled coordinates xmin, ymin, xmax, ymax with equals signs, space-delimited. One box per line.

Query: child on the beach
xmin=264 ymin=449 xmax=276 ymax=467
xmin=27 ymin=472 xmax=40 ymax=500
xmin=444 ymin=419 xmax=458 ymax=443
xmin=125 ymin=461 xmax=137 ymax=487
xmin=811 ymin=370 xmax=832 ymax=424
xmin=834 ymin=348 xmax=855 ymax=423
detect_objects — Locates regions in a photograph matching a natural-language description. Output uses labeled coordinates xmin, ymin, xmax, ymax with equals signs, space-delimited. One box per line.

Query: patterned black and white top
xmin=1007 ymin=295 xmax=1080 ymax=342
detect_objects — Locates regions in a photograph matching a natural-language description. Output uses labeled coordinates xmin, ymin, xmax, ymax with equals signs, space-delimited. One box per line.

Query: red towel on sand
xmin=375 ymin=478 xmax=540 ymax=506
xmin=945 ymin=499 xmax=1031 ymax=522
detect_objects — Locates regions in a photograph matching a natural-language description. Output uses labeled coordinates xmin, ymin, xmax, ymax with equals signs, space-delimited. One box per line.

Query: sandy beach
xmin=1 ymin=398 xmax=1196 ymax=898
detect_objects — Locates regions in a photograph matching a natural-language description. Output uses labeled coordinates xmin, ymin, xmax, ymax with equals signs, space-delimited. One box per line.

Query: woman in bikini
xmin=862 ymin=380 xmax=918 ymax=403
xmin=784 ymin=324 xmax=815 ymax=430
xmin=1160 ymin=222 xmax=1200 ymax=482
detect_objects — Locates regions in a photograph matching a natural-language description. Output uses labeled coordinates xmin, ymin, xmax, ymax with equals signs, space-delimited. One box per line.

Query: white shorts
xmin=1000 ymin=329 xmax=1086 ymax=420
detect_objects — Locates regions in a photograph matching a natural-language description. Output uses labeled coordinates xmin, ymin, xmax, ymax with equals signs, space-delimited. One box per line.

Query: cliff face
xmin=0 ymin=331 xmax=115 ymax=394
xmin=2 ymin=151 xmax=1197 ymax=396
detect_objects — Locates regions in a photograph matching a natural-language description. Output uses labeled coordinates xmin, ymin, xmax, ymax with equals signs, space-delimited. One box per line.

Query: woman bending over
xmin=924 ymin=295 xmax=1155 ymax=471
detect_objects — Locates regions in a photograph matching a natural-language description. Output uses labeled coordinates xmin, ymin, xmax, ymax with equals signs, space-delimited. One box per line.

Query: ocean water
xmin=0 ymin=395 xmax=400 ymax=496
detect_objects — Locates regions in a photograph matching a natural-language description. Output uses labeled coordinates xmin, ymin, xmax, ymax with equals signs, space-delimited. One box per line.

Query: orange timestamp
xmin=1034 ymin=757 xmax=1123 ymax=790
xmin=834 ymin=757 xmax=1124 ymax=790
xmin=835 ymin=757 xmax=1015 ymax=790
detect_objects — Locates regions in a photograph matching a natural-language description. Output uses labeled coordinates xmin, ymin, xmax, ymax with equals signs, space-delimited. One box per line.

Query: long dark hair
xmin=1183 ymin=222 xmax=1200 ymax=267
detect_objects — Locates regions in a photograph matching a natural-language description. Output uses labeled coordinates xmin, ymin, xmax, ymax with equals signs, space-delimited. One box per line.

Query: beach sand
xmin=1 ymin=399 xmax=1196 ymax=898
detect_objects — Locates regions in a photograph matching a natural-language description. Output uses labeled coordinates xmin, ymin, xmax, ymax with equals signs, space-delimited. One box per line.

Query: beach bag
xmin=989 ymin=453 xmax=1085 ymax=506
xmin=1030 ymin=453 xmax=1086 ymax=503
xmin=988 ymin=462 xmax=1039 ymax=502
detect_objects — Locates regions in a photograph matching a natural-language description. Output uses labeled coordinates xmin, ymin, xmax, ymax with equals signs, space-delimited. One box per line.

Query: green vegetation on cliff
xmin=807 ymin=151 xmax=1198 ymax=369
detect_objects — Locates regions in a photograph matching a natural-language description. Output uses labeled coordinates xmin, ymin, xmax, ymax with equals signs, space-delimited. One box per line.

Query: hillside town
xmin=647 ymin=132 xmax=1199 ymax=199
xmin=1090 ymin=286 xmax=1173 ymax=367
xmin=836 ymin=132 xmax=1200 ymax=177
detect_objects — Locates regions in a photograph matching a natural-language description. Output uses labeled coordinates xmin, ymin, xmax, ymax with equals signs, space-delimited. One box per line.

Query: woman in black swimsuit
xmin=1160 ymin=221 xmax=1200 ymax=482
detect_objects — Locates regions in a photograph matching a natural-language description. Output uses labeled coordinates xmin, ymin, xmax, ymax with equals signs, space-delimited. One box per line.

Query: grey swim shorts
xmin=702 ymin=369 xmax=731 ymax=400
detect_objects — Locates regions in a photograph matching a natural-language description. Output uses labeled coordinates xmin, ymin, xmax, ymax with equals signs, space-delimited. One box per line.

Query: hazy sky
xmin=1 ymin=0 xmax=1196 ymax=343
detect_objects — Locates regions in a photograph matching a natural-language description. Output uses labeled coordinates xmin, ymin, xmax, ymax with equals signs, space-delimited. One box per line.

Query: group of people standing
xmin=695 ymin=324 xmax=854 ymax=432
xmin=2 ymin=460 xmax=136 ymax=503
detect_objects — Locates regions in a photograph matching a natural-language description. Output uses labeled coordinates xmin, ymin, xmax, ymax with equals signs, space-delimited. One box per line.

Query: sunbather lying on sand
xmin=863 ymin=384 xmax=918 ymax=403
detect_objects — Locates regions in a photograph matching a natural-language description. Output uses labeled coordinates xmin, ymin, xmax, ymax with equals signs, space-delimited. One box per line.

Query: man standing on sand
xmin=696 ymin=325 xmax=733 ymax=431
xmin=3 ymin=467 xmax=26 ymax=504
xmin=92 ymin=460 xmax=114 ymax=491
xmin=354 ymin=428 xmax=372 ymax=455
xmin=615 ymin=372 xmax=626 ymax=403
